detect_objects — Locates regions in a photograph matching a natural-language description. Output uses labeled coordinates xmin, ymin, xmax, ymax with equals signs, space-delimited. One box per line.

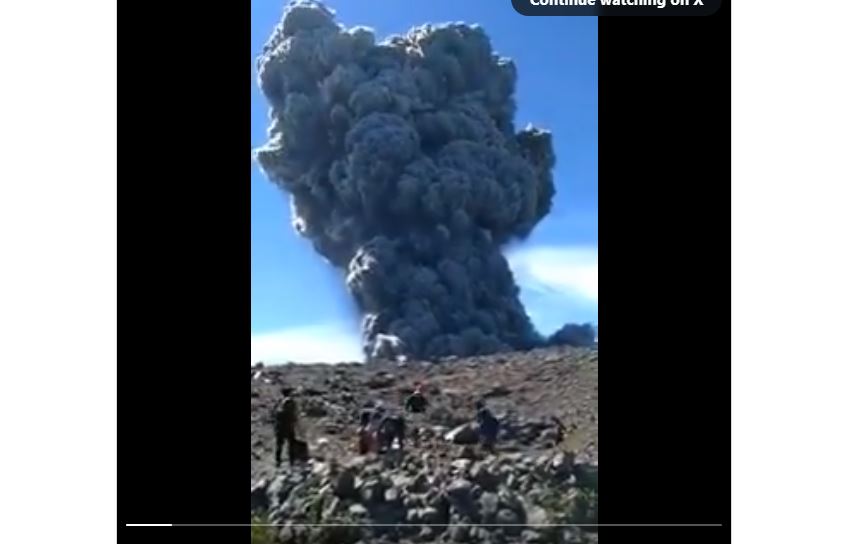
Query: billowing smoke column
xmin=255 ymin=1 xmax=588 ymax=361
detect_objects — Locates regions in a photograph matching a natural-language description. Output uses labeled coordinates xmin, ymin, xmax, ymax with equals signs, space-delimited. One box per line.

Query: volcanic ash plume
xmin=255 ymin=1 xmax=589 ymax=361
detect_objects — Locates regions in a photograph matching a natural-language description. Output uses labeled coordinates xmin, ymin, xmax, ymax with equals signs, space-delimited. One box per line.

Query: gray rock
xmin=522 ymin=529 xmax=544 ymax=543
xmin=445 ymin=423 xmax=479 ymax=445
xmin=497 ymin=508 xmax=520 ymax=524
xmin=560 ymin=529 xmax=583 ymax=543
xmin=430 ymin=425 xmax=448 ymax=438
xmin=368 ymin=502 xmax=407 ymax=526
xmin=278 ymin=522 xmax=308 ymax=543
xmin=446 ymin=478 xmax=477 ymax=519
xmin=391 ymin=474 xmax=414 ymax=490
xmin=312 ymin=523 xmax=362 ymax=544
xmin=303 ymin=398 xmax=328 ymax=418
xmin=409 ymin=506 xmax=442 ymax=525
xmin=550 ymin=451 xmax=574 ymax=477
xmin=410 ymin=473 xmax=430 ymax=493
xmin=451 ymin=459 xmax=473 ymax=472
xmin=446 ymin=478 xmax=473 ymax=503
xmin=311 ymin=461 xmax=330 ymax=477
xmin=484 ymin=384 xmax=511 ymax=398
xmin=539 ymin=427 xmax=561 ymax=444
xmin=423 ymin=505 xmax=446 ymax=525
xmin=525 ymin=504 xmax=549 ymax=526
xmin=470 ymin=464 xmax=500 ymax=492
xmin=499 ymin=489 xmax=527 ymax=521
xmin=251 ymin=478 xmax=269 ymax=512
xmin=479 ymin=491 xmax=500 ymax=522
xmin=457 ymin=445 xmax=477 ymax=460
xmin=449 ymin=523 xmax=471 ymax=543
xmin=348 ymin=503 xmax=368 ymax=517
xmin=346 ymin=455 xmax=369 ymax=470
xmin=497 ymin=508 xmax=523 ymax=535
xmin=417 ymin=525 xmax=435 ymax=542
xmin=384 ymin=486 xmax=401 ymax=503
xmin=406 ymin=508 xmax=423 ymax=523
xmin=469 ymin=526 xmax=490 ymax=542
xmin=267 ymin=475 xmax=291 ymax=506
xmin=404 ymin=495 xmax=423 ymax=509
xmin=362 ymin=465 xmax=381 ymax=479
xmin=366 ymin=372 xmax=396 ymax=389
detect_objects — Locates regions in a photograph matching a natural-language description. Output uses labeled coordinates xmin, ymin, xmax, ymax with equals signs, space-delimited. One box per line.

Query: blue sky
xmin=251 ymin=1 xmax=597 ymax=363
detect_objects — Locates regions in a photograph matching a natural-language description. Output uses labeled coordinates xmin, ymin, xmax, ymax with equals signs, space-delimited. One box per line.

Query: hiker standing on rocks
xmin=272 ymin=387 xmax=299 ymax=467
xmin=377 ymin=412 xmax=406 ymax=454
xmin=405 ymin=382 xmax=428 ymax=414
xmin=404 ymin=382 xmax=428 ymax=445
xmin=476 ymin=399 xmax=500 ymax=453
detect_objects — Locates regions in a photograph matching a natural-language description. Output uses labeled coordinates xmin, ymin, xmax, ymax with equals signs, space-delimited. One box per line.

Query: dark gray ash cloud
xmin=255 ymin=1 xmax=592 ymax=361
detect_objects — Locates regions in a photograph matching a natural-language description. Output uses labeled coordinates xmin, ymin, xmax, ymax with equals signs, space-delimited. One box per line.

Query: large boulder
xmin=409 ymin=473 xmax=430 ymax=494
xmin=479 ymin=491 xmax=499 ymax=523
xmin=333 ymin=468 xmax=358 ymax=500
xmin=446 ymin=478 xmax=473 ymax=503
xmin=267 ymin=475 xmax=292 ymax=506
xmin=251 ymin=478 xmax=270 ymax=513
xmin=445 ymin=423 xmax=479 ymax=445
xmin=302 ymin=398 xmax=328 ymax=418
xmin=446 ymin=478 xmax=477 ymax=519
xmin=470 ymin=464 xmax=500 ymax=492
xmin=457 ymin=445 xmax=477 ymax=460
xmin=366 ymin=370 xmax=397 ymax=389
xmin=496 ymin=508 xmax=523 ymax=536
xmin=407 ymin=506 xmax=444 ymax=525
xmin=448 ymin=523 xmax=471 ymax=543
xmin=348 ymin=503 xmax=368 ymax=518
xmin=549 ymin=451 xmax=574 ymax=479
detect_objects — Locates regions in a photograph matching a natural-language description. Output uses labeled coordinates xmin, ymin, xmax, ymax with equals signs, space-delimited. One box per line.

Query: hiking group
xmin=270 ymin=382 xmax=502 ymax=468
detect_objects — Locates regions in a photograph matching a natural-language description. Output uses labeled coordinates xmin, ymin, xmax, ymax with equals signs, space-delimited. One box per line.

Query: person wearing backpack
xmin=376 ymin=412 xmax=406 ymax=454
xmin=272 ymin=387 xmax=299 ymax=467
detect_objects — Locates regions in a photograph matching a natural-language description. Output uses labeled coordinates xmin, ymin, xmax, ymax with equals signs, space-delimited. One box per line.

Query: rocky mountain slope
xmin=250 ymin=346 xmax=598 ymax=543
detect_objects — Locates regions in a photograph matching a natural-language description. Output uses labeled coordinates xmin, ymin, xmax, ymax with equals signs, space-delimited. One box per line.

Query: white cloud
xmin=507 ymin=245 xmax=598 ymax=303
xmin=251 ymin=322 xmax=363 ymax=365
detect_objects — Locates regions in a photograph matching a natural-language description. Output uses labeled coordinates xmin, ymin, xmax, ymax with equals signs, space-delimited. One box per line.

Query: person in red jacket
xmin=357 ymin=409 xmax=378 ymax=455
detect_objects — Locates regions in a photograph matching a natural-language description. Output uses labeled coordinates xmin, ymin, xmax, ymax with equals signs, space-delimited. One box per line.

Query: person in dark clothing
xmin=376 ymin=413 xmax=406 ymax=453
xmin=404 ymin=383 xmax=428 ymax=446
xmin=476 ymin=400 xmax=500 ymax=453
xmin=404 ymin=383 xmax=428 ymax=414
xmin=273 ymin=387 xmax=299 ymax=466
